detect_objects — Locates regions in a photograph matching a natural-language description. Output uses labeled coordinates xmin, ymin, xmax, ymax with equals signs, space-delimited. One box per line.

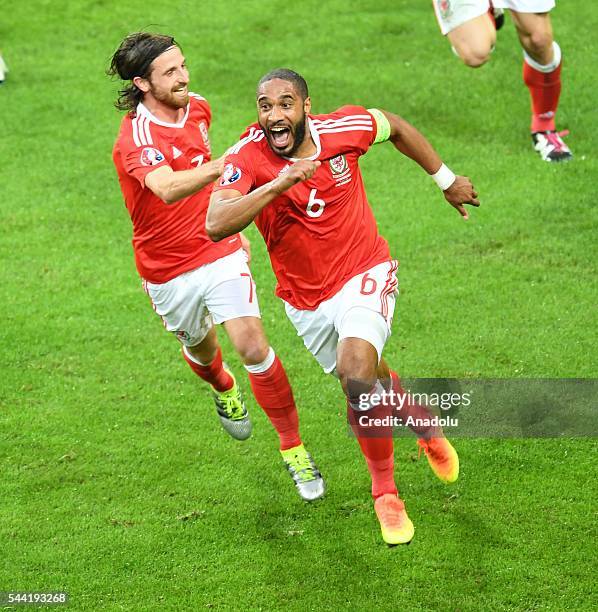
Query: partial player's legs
xmin=223 ymin=316 xmax=324 ymax=501
xmin=433 ymin=0 xmax=499 ymax=67
xmin=287 ymin=259 xmax=461 ymax=543
xmin=511 ymin=10 xmax=554 ymax=64
xmin=334 ymin=264 xmax=414 ymax=544
xmin=142 ymin=270 xmax=252 ymax=441
xmin=447 ymin=12 xmax=497 ymax=68
xmin=510 ymin=9 xmax=572 ymax=161
xmin=285 ymin=260 xmax=415 ymax=543
xmin=378 ymin=359 xmax=460 ymax=483
xmin=202 ymin=248 xmax=324 ymax=502
xmin=183 ymin=327 xmax=252 ymax=441
xmin=337 ymin=336 xmax=414 ymax=546
xmin=337 ymin=338 xmax=397 ymax=500
xmin=223 ymin=316 xmax=299 ymax=450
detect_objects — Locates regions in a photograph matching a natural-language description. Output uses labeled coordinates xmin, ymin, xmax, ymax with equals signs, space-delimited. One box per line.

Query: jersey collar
xmin=284 ymin=117 xmax=321 ymax=162
xmin=136 ymin=101 xmax=190 ymax=128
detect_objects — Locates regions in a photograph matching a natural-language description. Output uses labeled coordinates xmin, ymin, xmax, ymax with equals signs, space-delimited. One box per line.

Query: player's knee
xmin=237 ymin=340 xmax=270 ymax=366
xmin=451 ymin=37 xmax=493 ymax=68
xmin=186 ymin=343 xmax=216 ymax=364
xmin=459 ymin=47 xmax=491 ymax=68
xmin=526 ymin=30 xmax=553 ymax=59
xmin=185 ymin=329 xmax=218 ymax=364
xmin=336 ymin=356 xmax=376 ymax=396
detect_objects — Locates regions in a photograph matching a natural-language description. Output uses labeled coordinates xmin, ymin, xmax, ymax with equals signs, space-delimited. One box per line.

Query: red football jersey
xmin=213 ymin=105 xmax=391 ymax=309
xmin=113 ymin=93 xmax=241 ymax=283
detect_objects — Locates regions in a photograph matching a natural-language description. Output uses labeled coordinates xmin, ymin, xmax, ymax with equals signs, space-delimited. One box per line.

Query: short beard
xmin=286 ymin=117 xmax=307 ymax=157
xmin=151 ymin=84 xmax=188 ymax=109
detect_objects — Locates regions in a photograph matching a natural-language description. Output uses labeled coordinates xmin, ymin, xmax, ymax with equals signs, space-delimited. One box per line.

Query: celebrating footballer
xmin=207 ymin=69 xmax=479 ymax=545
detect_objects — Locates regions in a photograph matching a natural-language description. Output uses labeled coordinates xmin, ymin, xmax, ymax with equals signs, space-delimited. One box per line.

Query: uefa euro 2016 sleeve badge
xmin=219 ymin=163 xmax=242 ymax=187
xmin=140 ymin=147 xmax=166 ymax=166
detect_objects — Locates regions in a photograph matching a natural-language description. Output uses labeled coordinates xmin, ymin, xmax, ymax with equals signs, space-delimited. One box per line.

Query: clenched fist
xmin=274 ymin=159 xmax=321 ymax=193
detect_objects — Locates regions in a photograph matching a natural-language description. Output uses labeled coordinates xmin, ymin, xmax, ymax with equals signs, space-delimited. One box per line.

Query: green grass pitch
xmin=1 ymin=1 xmax=596 ymax=609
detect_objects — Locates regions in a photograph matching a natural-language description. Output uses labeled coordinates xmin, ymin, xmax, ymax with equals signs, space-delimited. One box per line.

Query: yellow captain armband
xmin=368 ymin=108 xmax=391 ymax=144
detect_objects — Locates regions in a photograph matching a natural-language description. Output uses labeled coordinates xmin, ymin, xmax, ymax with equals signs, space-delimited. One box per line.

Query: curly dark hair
xmin=107 ymin=32 xmax=179 ymax=112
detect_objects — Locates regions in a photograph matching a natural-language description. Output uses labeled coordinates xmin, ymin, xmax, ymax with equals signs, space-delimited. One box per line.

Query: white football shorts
xmin=284 ymin=260 xmax=398 ymax=375
xmin=142 ymin=248 xmax=260 ymax=347
xmin=433 ymin=0 xmax=555 ymax=35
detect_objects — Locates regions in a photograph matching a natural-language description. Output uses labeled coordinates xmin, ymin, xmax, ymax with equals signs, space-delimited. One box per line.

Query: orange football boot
xmin=417 ymin=437 xmax=459 ymax=483
xmin=374 ymin=494 xmax=415 ymax=545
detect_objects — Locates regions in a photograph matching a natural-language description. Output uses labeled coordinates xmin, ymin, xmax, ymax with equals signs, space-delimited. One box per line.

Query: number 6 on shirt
xmin=305 ymin=188 xmax=326 ymax=218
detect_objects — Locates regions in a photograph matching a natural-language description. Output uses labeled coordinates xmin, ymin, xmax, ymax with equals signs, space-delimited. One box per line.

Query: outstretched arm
xmin=378 ymin=109 xmax=480 ymax=219
xmin=206 ymin=160 xmax=320 ymax=241
xmin=144 ymin=156 xmax=224 ymax=204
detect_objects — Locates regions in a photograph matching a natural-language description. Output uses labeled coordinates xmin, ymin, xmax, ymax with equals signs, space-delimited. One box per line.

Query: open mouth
xmin=269 ymin=125 xmax=292 ymax=149
xmin=172 ymin=85 xmax=188 ymax=96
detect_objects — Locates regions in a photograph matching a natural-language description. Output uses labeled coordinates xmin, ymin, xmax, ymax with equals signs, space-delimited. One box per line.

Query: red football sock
xmin=347 ymin=391 xmax=397 ymax=499
xmin=388 ymin=370 xmax=440 ymax=438
xmin=182 ymin=346 xmax=233 ymax=392
xmin=248 ymin=355 xmax=301 ymax=451
xmin=523 ymin=56 xmax=562 ymax=133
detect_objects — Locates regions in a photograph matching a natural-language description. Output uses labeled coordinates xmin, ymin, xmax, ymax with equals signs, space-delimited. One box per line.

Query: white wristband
xmin=431 ymin=164 xmax=456 ymax=191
